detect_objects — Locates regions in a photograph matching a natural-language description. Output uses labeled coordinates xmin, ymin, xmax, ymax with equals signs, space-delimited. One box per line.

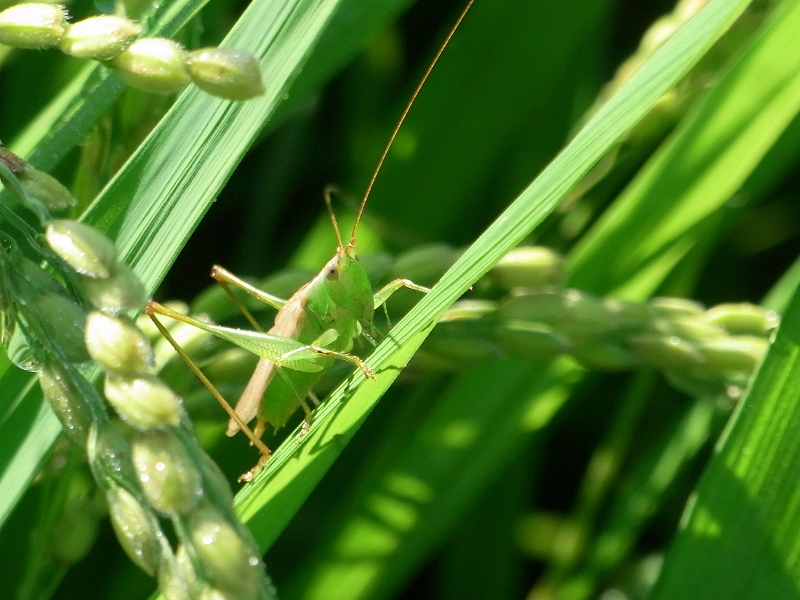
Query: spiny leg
xmin=147 ymin=302 xmax=272 ymax=481
xmin=239 ymin=454 xmax=270 ymax=483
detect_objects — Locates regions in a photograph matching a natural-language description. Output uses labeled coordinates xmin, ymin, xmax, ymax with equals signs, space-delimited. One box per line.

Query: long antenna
xmin=349 ymin=0 xmax=475 ymax=247
xmin=324 ymin=184 xmax=345 ymax=250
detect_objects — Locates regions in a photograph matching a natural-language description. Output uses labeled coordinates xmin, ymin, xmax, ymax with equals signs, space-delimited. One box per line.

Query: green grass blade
xmin=232 ymin=0 xmax=752 ymax=555
xmin=281 ymin=358 xmax=585 ymax=600
xmin=568 ymin=0 xmax=800 ymax=299
xmin=650 ymin=258 xmax=800 ymax=598
xmin=9 ymin=0 xmax=417 ymax=172
xmin=642 ymin=12 xmax=800 ymax=594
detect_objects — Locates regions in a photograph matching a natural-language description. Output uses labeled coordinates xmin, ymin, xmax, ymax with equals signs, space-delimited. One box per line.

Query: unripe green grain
xmin=187 ymin=47 xmax=265 ymax=100
xmin=51 ymin=497 xmax=100 ymax=565
xmin=132 ymin=429 xmax=203 ymax=515
xmin=0 ymin=3 xmax=67 ymax=49
xmin=59 ymin=15 xmax=141 ymax=60
xmin=439 ymin=299 xmax=497 ymax=322
xmin=553 ymin=290 xmax=618 ymax=337
xmin=496 ymin=321 xmax=570 ymax=360
xmin=628 ymin=334 xmax=704 ymax=370
xmin=46 ymin=220 xmax=118 ymax=279
xmin=202 ymin=348 xmax=258 ymax=383
xmin=649 ymin=297 xmax=705 ymax=318
xmin=675 ymin=0 xmax=711 ymax=20
xmin=88 ymin=422 xmax=136 ymax=480
xmin=639 ymin=15 xmax=681 ymax=55
xmin=570 ymin=342 xmax=639 ymax=371
xmin=31 ymin=292 xmax=90 ymax=363
xmin=112 ymin=38 xmax=191 ymax=94
xmin=39 ymin=361 xmax=92 ymax=445
xmin=148 ymin=312 xmax=214 ymax=368
xmin=107 ymin=485 xmax=163 ymax=575
xmin=193 ymin=449 xmax=236 ymax=509
xmin=82 ymin=262 xmax=147 ymax=314
xmin=85 ymin=312 xmax=154 ymax=375
xmin=704 ymin=303 xmax=779 ymax=336
xmin=17 ymin=167 xmax=76 ymax=211
xmin=626 ymin=88 xmax=682 ymax=145
xmin=498 ymin=291 xmax=565 ymax=323
xmin=158 ymin=547 xmax=195 ymax=600
xmin=490 ymin=246 xmax=565 ymax=290
xmin=696 ymin=336 xmax=768 ymax=374
xmin=11 ymin=256 xmax=63 ymax=295
xmin=651 ymin=315 xmax=727 ymax=343
xmin=612 ymin=55 xmax=644 ymax=88
xmin=104 ymin=373 xmax=183 ymax=428
xmin=188 ymin=504 xmax=261 ymax=596
xmin=197 ymin=587 xmax=235 ymax=600
xmin=390 ymin=244 xmax=461 ymax=287
xmin=603 ymin=297 xmax=652 ymax=330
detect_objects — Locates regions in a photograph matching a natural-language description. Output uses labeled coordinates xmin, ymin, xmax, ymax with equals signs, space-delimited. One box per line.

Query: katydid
xmin=148 ymin=2 xmax=475 ymax=481
xmin=147 ymin=194 xmax=428 ymax=481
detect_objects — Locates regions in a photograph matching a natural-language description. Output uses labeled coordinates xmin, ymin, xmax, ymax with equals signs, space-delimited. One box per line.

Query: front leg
xmin=373 ymin=278 xmax=430 ymax=311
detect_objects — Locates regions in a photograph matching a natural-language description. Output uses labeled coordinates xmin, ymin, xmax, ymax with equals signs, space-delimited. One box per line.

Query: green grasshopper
xmin=147 ymin=1 xmax=474 ymax=481
xmin=147 ymin=195 xmax=428 ymax=480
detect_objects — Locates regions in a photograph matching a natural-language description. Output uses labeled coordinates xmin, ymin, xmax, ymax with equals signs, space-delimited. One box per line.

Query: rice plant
xmin=1 ymin=0 xmax=799 ymax=599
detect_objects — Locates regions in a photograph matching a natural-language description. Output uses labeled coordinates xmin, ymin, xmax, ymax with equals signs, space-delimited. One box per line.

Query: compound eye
xmin=326 ymin=267 xmax=339 ymax=281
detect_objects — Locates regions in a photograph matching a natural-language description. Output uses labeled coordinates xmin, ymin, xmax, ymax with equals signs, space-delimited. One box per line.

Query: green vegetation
xmin=1 ymin=0 xmax=800 ymax=599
